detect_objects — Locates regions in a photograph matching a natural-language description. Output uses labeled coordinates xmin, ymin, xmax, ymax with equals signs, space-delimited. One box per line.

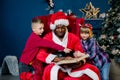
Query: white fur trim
xmin=55 ymin=19 xmax=69 ymax=26
xmin=83 ymin=69 xmax=99 ymax=80
xmin=46 ymin=54 xmax=57 ymax=63
xmin=50 ymin=19 xmax=69 ymax=30
xmin=67 ymin=68 xmax=99 ymax=80
xmin=52 ymin=30 xmax=68 ymax=47
xmin=51 ymin=65 xmax=61 ymax=80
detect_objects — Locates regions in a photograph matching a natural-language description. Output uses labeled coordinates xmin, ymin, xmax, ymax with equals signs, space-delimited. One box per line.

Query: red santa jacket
xmin=19 ymin=32 xmax=64 ymax=65
xmin=37 ymin=32 xmax=85 ymax=63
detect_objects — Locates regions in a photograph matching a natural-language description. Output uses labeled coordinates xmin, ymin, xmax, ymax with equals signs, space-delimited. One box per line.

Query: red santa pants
xmin=42 ymin=63 xmax=101 ymax=80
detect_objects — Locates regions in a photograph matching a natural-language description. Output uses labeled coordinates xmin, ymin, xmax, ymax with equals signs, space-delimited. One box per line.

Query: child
xmin=19 ymin=18 xmax=71 ymax=80
xmin=79 ymin=23 xmax=111 ymax=80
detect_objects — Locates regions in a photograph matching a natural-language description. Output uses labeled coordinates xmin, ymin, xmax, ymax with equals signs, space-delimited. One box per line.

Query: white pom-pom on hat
xmin=50 ymin=23 xmax=56 ymax=30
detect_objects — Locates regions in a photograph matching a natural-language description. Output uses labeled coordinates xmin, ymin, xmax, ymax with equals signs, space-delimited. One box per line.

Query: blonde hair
xmin=80 ymin=27 xmax=93 ymax=38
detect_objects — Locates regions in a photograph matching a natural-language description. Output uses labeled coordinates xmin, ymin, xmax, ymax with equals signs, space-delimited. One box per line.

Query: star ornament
xmin=79 ymin=3 xmax=92 ymax=19
xmin=79 ymin=2 xmax=100 ymax=19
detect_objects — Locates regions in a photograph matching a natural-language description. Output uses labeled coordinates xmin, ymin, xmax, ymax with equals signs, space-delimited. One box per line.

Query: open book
xmin=56 ymin=54 xmax=90 ymax=65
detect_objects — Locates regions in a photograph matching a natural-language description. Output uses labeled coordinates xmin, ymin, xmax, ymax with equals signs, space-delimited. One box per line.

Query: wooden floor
xmin=0 ymin=75 xmax=19 ymax=80
xmin=0 ymin=59 xmax=120 ymax=80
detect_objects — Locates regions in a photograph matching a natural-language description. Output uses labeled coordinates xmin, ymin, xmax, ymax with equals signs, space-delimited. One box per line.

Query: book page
xmin=56 ymin=54 xmax=89 ymax=65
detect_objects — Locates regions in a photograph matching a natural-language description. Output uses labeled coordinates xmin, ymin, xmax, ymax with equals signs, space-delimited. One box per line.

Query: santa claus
xmin=37 ymin=11 xmax=101 ymax=80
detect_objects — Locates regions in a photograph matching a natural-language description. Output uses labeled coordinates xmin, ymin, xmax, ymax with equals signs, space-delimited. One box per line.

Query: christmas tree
xmin=98 ymin=0 xmax=120 ymax=59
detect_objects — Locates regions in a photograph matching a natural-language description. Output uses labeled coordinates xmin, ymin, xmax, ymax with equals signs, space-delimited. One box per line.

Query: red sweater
xmin=19 ymin=32 xmax=64 ymax=65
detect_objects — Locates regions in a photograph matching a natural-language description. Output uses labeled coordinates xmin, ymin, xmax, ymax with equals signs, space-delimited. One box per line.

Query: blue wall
xmin=0 ymin=0 xmax=109 ymax=66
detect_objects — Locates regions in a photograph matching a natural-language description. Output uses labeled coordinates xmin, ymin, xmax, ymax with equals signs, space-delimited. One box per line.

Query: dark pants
xmin=19 ymin=60 xmax=43 ymax=80
xmin=19 ymin=62 xmax=34 ymax=74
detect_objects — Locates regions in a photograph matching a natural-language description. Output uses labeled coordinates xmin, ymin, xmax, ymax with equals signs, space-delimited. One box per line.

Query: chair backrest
xmin=32 ymin=14 xmax=85 ymax=37
xmin=68 ymin=17 xmax=84 ymax=38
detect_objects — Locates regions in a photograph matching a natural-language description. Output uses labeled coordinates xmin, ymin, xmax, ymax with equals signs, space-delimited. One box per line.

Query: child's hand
xmin=65 ymin=56 xmax=73 ymax=60
xmin=63 ymin=48 xmax=72 ymax=53
xmin=73 ymin=51 xmax=86 ymax=64
xmin=73 ymin=51 xmax=85 ymax=58
xmin=53 ymin=57 xmax=65 ymax=62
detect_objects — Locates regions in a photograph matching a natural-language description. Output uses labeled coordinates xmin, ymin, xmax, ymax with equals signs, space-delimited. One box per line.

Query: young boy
xmin=19 ymin=18 xmax=71 ymax=80
xmin=79 ymin=23 xmax=111 ymax=80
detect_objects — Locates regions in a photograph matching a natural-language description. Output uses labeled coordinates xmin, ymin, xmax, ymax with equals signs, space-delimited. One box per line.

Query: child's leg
xmin=32 ymin=59 xmax=43 ymax=80
xmin=19 ymin=62 xmax=33 ymax=74
xmin=19 ymin=62 xmax=34 ymax=80
xmin=101 ymin=63 xmax=111 ymax=80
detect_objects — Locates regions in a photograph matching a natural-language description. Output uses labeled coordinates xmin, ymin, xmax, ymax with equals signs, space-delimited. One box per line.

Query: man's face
xmin=54 ymin=24 xmax=67 ymax=38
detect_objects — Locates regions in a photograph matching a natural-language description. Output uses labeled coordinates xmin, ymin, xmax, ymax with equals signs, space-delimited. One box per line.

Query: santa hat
xmin=50 ymin=11 xmax=69 ymax=30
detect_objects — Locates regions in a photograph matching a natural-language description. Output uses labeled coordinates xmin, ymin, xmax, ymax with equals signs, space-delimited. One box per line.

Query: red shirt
xmin=19 ymin=32 xmax=64 ymax=65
